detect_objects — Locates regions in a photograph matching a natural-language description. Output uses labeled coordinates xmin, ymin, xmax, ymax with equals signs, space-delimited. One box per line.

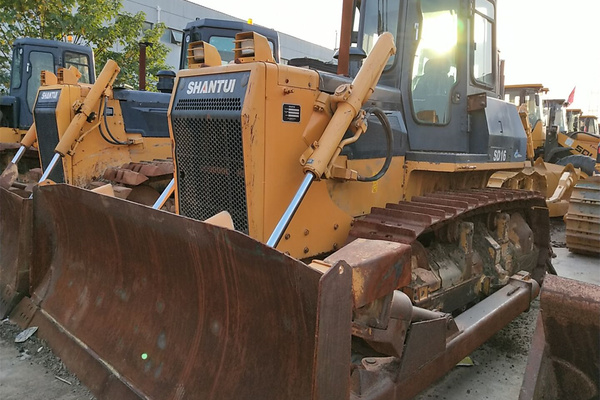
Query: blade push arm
xmin=38 ymin=60 xmax=121 ymax=184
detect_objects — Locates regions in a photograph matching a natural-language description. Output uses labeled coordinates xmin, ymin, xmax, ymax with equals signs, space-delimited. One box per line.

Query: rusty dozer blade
xmin=0 ymin=187 xmax=33 ymax=318
xmin=11 ymin=185 xmax=546 ymax=400
xmin=520 ymin=275 xmax=600 ymax=400
xmin=15 ymin=184 xmax=353 ymax=400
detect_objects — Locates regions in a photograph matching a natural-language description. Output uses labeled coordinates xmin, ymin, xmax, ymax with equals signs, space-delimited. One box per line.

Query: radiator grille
xmin=174 ymin=98 xmax=241 ymax=111
xmin=172 ymin=112 xmax=248 ymax=233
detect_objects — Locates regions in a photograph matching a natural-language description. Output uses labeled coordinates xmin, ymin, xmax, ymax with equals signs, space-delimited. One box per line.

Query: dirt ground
xmin=0 ymin=218 xmax=587 ymax=400
xmin=0 ymin=320 xmax=95 ymax=400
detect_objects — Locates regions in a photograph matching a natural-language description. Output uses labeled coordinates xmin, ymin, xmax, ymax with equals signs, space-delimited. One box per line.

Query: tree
xmin=0 ymin=0 xmax=171 ymax=92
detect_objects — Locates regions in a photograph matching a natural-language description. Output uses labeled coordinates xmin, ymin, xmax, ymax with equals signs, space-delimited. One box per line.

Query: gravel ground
xmin=0 ymin=319 xmax=95 ymax=400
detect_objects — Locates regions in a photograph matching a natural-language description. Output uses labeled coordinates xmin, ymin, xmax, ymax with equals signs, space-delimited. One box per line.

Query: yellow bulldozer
xmin=2 ymin=0 xmax=580 ymax=398
xmin=0 ymin=38 xmax=97 ymax=175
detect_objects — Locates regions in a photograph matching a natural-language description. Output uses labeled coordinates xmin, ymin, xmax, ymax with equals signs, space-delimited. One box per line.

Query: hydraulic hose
xmin=98 ymin=97 xmax=129 ymax=145
xmin=357 ymin=107 xmax=394 ymax=182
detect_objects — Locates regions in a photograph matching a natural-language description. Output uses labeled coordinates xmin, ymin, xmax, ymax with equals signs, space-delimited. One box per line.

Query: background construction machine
xmin=4 ymin=0 xmax=554 ymax=399
xmin=504 ymin=83 xmax=548 ymax=158
xmin=495 ymin=86 xmax=599 ymax=217
xmin=0 ymin=38 xmax=96 ymax=172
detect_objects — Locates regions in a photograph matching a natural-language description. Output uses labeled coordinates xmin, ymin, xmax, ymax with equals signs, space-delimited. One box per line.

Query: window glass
xmin=526 ymin=94 xmax=543 ymax=129
xmin=360 ymin=0 xmax=399 ymax=67
xmin=475 ymin=0 xmax=494 ymax=18
xmin=472 ymin=0 xmax=494 ymax=86
xmin=10 ymin=47 xmax=23 ymax=90
xmin=27 ymin=51 xmax=54 ymax=112
xmin=142 ymin=21 xmax=153 ymax=31
xmin=209 ymin=36 xmax=275 ymax=65
xmin=65 ymin=51 xmax=91 ymax=83
xmin=410 ymin=0 xmax=458 ymax=124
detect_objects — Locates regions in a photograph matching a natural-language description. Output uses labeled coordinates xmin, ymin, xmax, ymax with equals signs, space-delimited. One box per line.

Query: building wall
xmin=122 ymin=0 xmax=334 ymax=69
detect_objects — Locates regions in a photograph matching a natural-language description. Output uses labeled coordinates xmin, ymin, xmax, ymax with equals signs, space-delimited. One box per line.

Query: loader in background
xmin=492 ymin=85 xmax=600 ymax=217
xmin=5 ymin=0 xmax=553 ymax=399
xmin=504 ymin=84 xmax=548 ymax=159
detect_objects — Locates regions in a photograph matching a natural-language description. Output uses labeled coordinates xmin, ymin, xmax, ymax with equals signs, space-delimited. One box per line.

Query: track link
xmin=350 ymin=188 xmax=547 ymax=244
xmin=348 ymin=188 xmax=551 ymax=309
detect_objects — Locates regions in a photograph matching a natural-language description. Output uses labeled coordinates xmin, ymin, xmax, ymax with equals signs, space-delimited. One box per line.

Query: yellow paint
xmin=33 ymin=63 xmax=172 ymax=189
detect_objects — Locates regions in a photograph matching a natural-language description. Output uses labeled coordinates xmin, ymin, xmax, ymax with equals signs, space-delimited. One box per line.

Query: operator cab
xmin=335 ymin=0 xmax=526 ymax=163
xmin=2 ymin=38 xmax=95 ymax=130
xmin=179 ymin=18 xmax=280 ymax=68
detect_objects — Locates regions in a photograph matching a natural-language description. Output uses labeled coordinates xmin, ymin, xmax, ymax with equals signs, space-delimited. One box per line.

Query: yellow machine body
xmin=172 ymin=63 xmax=531 ymax=260
xmin=34 ymin=81 xmax=171 ymax=188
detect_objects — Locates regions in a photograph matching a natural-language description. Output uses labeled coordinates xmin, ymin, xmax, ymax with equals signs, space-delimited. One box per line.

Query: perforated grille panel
xmin=174 ymin=98 xmax=241 ymax=111
xmin=172 ymin=103 xmax=248 ymax=233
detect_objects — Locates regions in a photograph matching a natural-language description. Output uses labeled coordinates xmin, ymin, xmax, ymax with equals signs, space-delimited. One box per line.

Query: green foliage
xmin=0 ymin=0 xmax=171 ymax=91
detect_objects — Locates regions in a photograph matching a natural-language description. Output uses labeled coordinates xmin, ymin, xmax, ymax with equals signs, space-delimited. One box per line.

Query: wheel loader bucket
xmin=0 ymin=187 xmax=33 ymax=318
xmin=520 ymin=275 xmax=600 ymax=400
xmin=12 ymin=184 xmax=353 ymax=400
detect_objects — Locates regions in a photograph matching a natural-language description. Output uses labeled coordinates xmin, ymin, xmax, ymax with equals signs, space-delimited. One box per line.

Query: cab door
xmin=400 ymin=0 xmax=471 ymax=153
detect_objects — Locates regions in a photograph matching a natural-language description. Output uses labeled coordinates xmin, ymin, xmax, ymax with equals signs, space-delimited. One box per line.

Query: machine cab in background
xmin=179 ymin=18 xmax=280 ymax=68
xmin=2 ymin=38 xmax=95 ymax=130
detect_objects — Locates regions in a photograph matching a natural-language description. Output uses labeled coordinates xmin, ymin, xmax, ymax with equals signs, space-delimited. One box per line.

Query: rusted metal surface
xmin=350 ymin=188 xmax=546 ymax=246
xmin=349 ymin=188 xmax=550 ymax=285
xmin=564 ymin=176 xmax=600 ymax=255
xmin=0 ymin=187 xmax=33 ymax=318
xmin=520 ymin=275 xmax=600 ymax=400
xmin=325 ymin=238 xmax=411 ymax=308
xmin=125 ymin=160 xmax=174 ymax=177
xmin=0 ymin=162 xmax=19 ymax=189
xmin=351 ymin=273 xmax=539 ymax=400
xmin=23 ymin=184 xmax=352 ymax=400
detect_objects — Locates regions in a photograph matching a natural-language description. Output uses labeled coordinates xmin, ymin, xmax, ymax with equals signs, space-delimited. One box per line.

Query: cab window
xmin=472 ymin=0 xmax=495 ymax=87
xmin=27 ymin=51 xmax=54 ymax=112
xmin=65 ymin=51 xmax=92 ymax=83
xmin=209 ymin=36 xmax=275 ymax=65
xmin=410 ymin=0 xmax=459 ymax=125
xmin=360 ymin=0 xmax=400 ymax=68
xmin=10 ymin=47 xmax=23 ymax=90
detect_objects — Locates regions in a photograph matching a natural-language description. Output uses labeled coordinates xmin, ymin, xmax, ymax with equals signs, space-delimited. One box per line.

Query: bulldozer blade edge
xmin=24 ymin=184 xmax=353 ymax=400
xmin=0 ymin=187 xmax=33 ymax=318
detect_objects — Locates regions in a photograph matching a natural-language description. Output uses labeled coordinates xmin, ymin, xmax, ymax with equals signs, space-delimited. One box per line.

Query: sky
xmin=193 ymin=0 xmax=599 ymax=114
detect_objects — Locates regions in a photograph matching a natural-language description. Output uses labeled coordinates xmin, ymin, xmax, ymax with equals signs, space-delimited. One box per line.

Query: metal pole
xmin=336 ymin=0 xmax=354 ymax=76
xmin=266 ymin=173 xmax=315 ymax=248
xmin=152 ymin=178 xmax=174 ymax=210
xmin=139 ymin=42 xmax=147 ymax=91
xmin=10 ymin=145 xmax=26 ymax=164
xmin=38 ymin=153 xmax=62 ymax=183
